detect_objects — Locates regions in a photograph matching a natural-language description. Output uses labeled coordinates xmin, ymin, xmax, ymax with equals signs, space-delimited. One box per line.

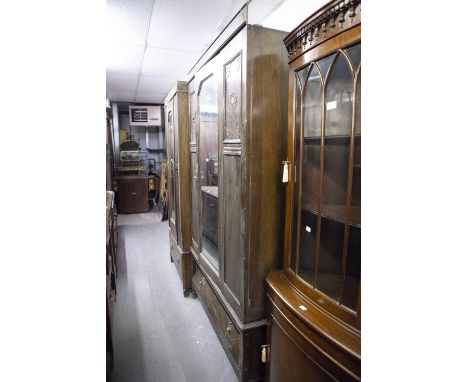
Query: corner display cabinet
xmin=188 ymin=5 xmax=289 ymax=381
xmin=266 ymin=1 xmax=361 ymax=381
xmin=164 ymin=81 xmax=192 ymax=297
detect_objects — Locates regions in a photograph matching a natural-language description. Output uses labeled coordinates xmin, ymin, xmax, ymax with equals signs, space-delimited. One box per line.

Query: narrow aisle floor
xmin=110 ymin=208 xmax=238 ymax=382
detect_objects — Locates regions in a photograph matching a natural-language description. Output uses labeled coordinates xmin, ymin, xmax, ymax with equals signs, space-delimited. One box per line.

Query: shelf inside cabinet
xmin=301 ymin=201 xmax=360 ymax=227
xmin=303 ymin=134 xmax=361 ymax=143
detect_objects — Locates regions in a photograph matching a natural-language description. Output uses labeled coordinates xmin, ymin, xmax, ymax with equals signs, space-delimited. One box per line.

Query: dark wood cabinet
xmin=115 ymin=176 xmax=150 ymax=214
xmin=266 ymin=1 xmax=361 ymax=381
xmin=165 ymin=82 xmax=192 ymax=297
xmin=189 ymin=6 xmax=289 ymax=380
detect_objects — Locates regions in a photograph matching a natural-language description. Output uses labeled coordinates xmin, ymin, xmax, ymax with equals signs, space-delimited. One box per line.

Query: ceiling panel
xmin=106 ymin=0 xmax=286 ymax=103
xmin=134 ymin=91 xmax=167 ymax=104
xmin=140 ymin=47 xmax=200 ymax=78
xmin=261 ymin=0 xmax=329 ymax=32
xmin=147 ymin=0 xmax=236 ymax=50
xmin=106 ymin=43 xmax=145 ymax=76
xmin=137 ymin=76 xmax=177 ymax=94
xmin=107 ymin=90 xmax=137 ymax=102
xmin=106 ymin=0 xmax=154 ymax=45
xmin=106 ymin=74 xmax=139 ymax=93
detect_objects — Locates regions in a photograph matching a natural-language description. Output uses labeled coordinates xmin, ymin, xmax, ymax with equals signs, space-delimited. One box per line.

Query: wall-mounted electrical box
xmin=129 ymin=105 xmax=162 ymax=126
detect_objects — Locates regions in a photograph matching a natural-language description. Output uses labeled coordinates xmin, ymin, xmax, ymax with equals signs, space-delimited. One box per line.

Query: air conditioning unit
xmin=129 ymin=105 xmax=162 ymax=126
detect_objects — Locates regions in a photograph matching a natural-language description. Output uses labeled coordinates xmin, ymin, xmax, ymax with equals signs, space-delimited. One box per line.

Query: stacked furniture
xmin=112 ymin=139 xmax=158 ymax=214
xmin=188 ymin=5 xmax=289 ymax=380
xmin=164 ymin=82 xmax=192 ymax=296
xmin=266 ymin=0 xmax=361 ymax=380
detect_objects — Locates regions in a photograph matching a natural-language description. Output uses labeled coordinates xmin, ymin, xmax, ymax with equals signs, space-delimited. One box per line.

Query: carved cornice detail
xmin=284 ymin=0 xmax=361 ymax=62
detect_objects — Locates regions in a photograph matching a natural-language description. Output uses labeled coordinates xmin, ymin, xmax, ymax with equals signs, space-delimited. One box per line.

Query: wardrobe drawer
xmin=193 ymin=266 xmax=240 ymax=365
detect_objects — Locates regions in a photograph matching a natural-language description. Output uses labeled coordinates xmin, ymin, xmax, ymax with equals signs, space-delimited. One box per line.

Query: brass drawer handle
xmin=226 ymin=321 xmax=233 ymax=333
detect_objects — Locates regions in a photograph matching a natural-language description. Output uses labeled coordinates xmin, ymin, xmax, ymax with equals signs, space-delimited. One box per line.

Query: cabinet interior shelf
xmin=301 ymin=203 xmax=360 ymax=228
xmin=304 ymin=134 xmax=361 ymax=143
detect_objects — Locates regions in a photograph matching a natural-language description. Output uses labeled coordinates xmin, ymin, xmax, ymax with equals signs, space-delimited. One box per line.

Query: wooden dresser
xmin=164 ymin=81 xmax=193 ymax=297
xmin=266 ymin=1 xmax=361 ymax=380
xmin=188 ymin=5 xmax=289 ymax=380
xmin=113 ymin=175 xmax=156 ymax=214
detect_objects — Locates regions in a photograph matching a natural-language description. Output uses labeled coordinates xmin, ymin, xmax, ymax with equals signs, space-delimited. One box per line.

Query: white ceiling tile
xmin=106 ymin=75 xmax=139 ymax=92
xmin=147 ymin=0 xmax=239 ymax=51
xmin=106 ymin=0 xmax=154 ymax=45
xmin=140 ymin=47 xmax=200 ymax=78
xmin=107 ymin=90 xmax=137 ymax=102
xmin=261 ymin=0 xmax=329 ymax=32
xmin=134 ymin=92 xmax=167 ymax=104
xmin=106 ymin=43 xmax=145 ymax=76
xmin=137 ymin=76 xmax=178 ymax=94
xmin=248 ymin=0 xmax=281 ymax=25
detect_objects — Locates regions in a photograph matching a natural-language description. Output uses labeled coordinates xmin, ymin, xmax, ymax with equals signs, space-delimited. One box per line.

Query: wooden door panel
xmin=117 ymin=179 xmax=134 ymax=214
xmin=133 ymin=178 xmax=149 ymax=213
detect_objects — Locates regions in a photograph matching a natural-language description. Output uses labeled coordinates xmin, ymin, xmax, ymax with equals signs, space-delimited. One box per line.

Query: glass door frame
xmin=282 ymin=26 xmax=361 ymax=329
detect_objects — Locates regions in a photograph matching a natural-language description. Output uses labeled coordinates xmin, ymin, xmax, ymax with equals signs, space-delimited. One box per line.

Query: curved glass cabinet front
xmin=290 ymin=42 xmax=361 ymax=313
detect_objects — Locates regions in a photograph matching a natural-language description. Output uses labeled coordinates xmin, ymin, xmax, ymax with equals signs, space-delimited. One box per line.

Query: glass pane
xmin=344 ymin=43 xmax=361 ymax=73
xmin=298 ymin=209 xmax=317 ymax=285
xmin=297 ymin=65 xmax=322 ymax=285
xmin=199 ymin=75 xmax=219 ymax=270
xmin=296 ymin=64 xmax=309 ymax=90
xmin=317 ymin=52 xmax=337 ymax=81
xmin=316 ymin=52 xmax=353 ymax=300
xmin=302 ymin=65 xmax=322 ymax=213
xmin=322 ymin=52 xmax=353 ymax=221
xmin=303 ymin=66 xmax=322 ymax=138
xmin=343 ymin=70 xmax=361 ymax=310
xmin=351 ymin=71 xmax=361 ymax=225
xmin=355 ymin=70 xmax=361 ymax=136
xmin=169 ymin=111 xmax=176 ymax=222
xmin=316 ymin=217 xmax=344 ymax=301
xmin=342 ymin=226 xmax=360 ymax=310
xmin=290 ymin=76 xmax=301 ymax=272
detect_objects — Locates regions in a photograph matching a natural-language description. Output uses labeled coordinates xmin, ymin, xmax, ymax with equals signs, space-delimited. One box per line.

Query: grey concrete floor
xmin=109 ymin=207 xmax=238 ymax=382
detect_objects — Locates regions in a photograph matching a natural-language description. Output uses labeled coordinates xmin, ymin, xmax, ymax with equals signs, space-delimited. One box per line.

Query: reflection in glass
xmin=342 ymin=226 xmax=360 ymax=310
xmin=289 ymin=45 xmax=361 ymax=312
xmin=317 ymin=52 xmax=337 ymax=81
xmin=344 ymin=43 xmax=361 ymax=73
xmin=351 ymin=71 xmax=361 ymax=227
xmin=298 ymin=210 xmax=317 ymax=285
xmin=321 ymin=52 xmax=353 ymax=221
xmin=316 ymin=52 xmax=353 ymax=301
xmin=290 ymin=76 xmax=302 ymax=273
xmin=297 ymin=65 xmax=322 ymax=284
xmin=199 ymin=75 xmax=219 ymax=270
xmin=316 ymin=217 xmax=344 ymax=301
xmin=302 ymin=65 xmax=322 ymax=213
xmin=296 ymin=64 xmax=309 ymax=89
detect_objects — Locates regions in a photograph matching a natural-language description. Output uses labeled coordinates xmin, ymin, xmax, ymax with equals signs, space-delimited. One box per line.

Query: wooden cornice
xmin=284 ymin=0 xmax=361 ymax=62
